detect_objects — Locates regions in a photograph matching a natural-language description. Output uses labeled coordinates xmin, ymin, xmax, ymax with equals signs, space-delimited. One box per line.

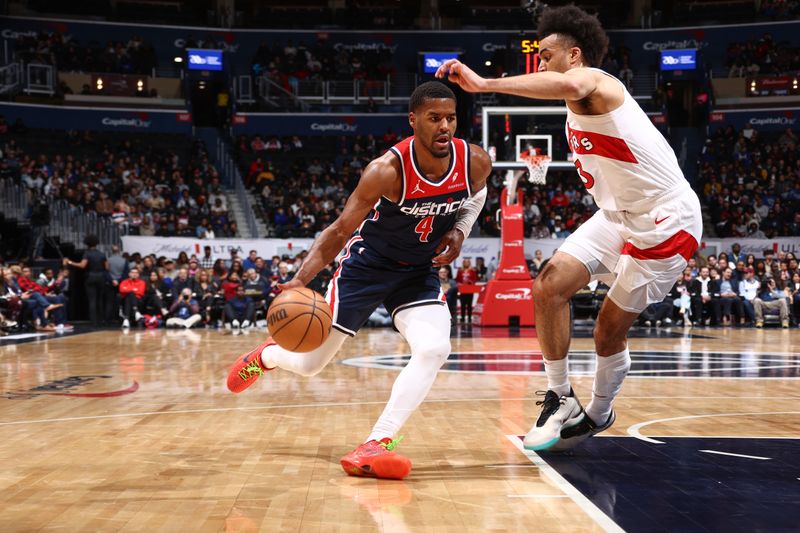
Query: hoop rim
xmin=519 ymin=153 xmax=552 ymax=164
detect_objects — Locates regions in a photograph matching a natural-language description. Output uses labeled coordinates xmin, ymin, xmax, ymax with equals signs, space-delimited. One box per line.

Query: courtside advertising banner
xmin=121 ymin=236 xmax=315 ymax=260
xmin=121 ymin=236 xmax=565 ymax=267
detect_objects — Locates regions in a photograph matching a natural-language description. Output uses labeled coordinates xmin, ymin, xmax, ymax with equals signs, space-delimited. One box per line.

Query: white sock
xmin=585 ymin=348 xmax=631 ymax=424
xmin=366 ymin=304 xmax=451 ymax=443
xmin=260 ymin=329 xmax=347 ymax=376
xmin=544 ymin=357 xmax=571 ymax=396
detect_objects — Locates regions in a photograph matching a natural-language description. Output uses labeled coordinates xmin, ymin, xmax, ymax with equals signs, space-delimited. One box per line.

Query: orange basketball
xmin=267 ymin=288 xmax=332 ymax=352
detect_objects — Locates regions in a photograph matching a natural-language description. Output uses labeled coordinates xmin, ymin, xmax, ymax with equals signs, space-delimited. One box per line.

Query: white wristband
xmin=454 ymin=187 xmax=487 ymax=238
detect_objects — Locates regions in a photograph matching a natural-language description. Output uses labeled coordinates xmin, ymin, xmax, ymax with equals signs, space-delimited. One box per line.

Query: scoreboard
xmin=520 ymin=38 xmax=540 ymax=74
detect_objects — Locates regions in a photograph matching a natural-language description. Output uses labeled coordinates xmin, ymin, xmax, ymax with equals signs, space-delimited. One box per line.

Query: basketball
xmin=267 ymin=288 xmax=332 ymax=352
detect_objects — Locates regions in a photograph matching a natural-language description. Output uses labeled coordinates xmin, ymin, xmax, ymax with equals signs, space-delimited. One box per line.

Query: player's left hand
xmin=432 ymin=229 xmax=465 ymax=267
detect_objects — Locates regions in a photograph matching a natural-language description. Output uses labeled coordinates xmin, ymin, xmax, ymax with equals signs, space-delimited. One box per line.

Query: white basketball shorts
xmin=559 ymin=189 xmax=702 ymax=313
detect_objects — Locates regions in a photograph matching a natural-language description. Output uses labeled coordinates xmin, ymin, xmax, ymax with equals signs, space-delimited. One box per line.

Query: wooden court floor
xmin=1 ymin=326 xmax=799 ymax=532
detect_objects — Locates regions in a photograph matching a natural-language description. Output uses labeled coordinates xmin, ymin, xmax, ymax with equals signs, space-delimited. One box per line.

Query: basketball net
xmin=504 ymin=151 xmax=550 ymax=205
xmin=521 ymin=153 xmax=550 ymax=185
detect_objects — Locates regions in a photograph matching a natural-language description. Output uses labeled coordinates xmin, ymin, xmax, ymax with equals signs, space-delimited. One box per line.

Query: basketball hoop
xmin=520 ymin=153 xmax=550 ymax=185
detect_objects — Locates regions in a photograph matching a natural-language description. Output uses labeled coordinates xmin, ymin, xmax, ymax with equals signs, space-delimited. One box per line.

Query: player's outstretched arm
xmin=432 ymin=145 xmax=492 ymax=267
xmin=281 ymin=156 xmax=397 ymax=290
xmin=435 ymin=59 xmax=596 ymax=102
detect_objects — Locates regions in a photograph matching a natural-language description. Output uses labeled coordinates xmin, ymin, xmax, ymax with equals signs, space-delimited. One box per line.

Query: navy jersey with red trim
xmin=357 ymin=136 xmax=472 ymax=265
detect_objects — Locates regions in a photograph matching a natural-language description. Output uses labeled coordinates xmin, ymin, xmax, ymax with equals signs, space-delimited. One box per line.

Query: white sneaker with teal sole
xmin=549 ymin=410 xmax=616 ymax=452
xmin=523 ymin=390 xmax=584 ymax=451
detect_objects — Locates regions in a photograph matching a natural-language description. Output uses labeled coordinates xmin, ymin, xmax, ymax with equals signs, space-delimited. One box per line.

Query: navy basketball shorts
xmin=324 ymin=237 xmax=446 ymax=336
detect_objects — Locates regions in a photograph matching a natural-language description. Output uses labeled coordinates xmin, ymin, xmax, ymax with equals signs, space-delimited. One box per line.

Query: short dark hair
xmin=536 ymin=5 xmax=609 ymax=68
xmin=409 ymin=81 xmax=456 ymax=112
xmin=84 ymin=234 xmax=99 ymax=248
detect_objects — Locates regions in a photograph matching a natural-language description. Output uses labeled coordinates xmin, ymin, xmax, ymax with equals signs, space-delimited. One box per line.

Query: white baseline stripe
xmin=699 ymin=449 xmax=771 ymax=461
xmin=627 ymin=411 xmax=800 ymax=444
xmin=505 ymin=435 xmax=624 ymax=533
xmin=507 ymin=494 xmax=571 ymax=499
xmin=340 ymin=359 xmax=800 ymax=380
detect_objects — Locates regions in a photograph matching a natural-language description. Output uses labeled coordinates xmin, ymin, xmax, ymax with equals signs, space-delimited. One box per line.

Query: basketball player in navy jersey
xmin=437 ymin=6 xmax=702 ymax=451
xmin=227 ymin=82 xmax=492 ymax=479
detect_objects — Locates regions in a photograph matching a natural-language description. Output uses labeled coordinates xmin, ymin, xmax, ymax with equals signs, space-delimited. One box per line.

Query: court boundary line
xmin=340 ymin=349 xmax=800 ymax=379
xmin=4 ymin=396 xmax=800 ymax=427
xmin=627 ymin=411 xmax=800 ymax=444
xmin=699 ymin=449 xmax=771 ymax=460
xmin=504 ymin=434 xmax=624 ymax=533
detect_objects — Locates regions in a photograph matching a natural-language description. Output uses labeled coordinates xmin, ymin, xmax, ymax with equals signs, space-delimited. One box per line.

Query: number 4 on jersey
xmin=415 ymin=215 xmax=434 ymax=242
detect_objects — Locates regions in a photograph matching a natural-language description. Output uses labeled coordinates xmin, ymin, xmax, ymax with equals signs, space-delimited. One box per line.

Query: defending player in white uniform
xmin=437 ymin=5 xmax=702 ymax=450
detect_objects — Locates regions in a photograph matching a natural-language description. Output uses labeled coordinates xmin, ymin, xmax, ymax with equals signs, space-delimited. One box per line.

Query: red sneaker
xmin=226 ymin=337 xmax=276 ymax=393
xmin=340 ymin=437 xmax=412 ymax=480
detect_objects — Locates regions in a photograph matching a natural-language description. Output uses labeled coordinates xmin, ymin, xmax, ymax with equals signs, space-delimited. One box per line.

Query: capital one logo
xmin=505 ymin=213 xmax=523 ymax=220
xmin=495 ymin=288 xmax=532 ymax=301
xmin=502 ymin=265 xmax=527 ymax=274
xmin=505 ymin=239 xmax=523 ymax=247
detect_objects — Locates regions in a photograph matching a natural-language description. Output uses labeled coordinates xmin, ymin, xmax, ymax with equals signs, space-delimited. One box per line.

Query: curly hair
xmin=409 ymin=81 xmax=456 ymax=112
xmin=536 ymin=5 xmax=609 ymax=68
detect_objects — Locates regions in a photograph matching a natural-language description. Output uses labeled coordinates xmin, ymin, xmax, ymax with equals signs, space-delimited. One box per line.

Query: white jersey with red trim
xmin=565 ymin=68 xmax=691 ymax=213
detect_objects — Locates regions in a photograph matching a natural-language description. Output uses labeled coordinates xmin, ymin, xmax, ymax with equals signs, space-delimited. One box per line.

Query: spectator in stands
xmin=225 ymin=284 xmax=254 ymax=330
xmin=691 ymin=266 xmax=721 ymax=326
xmin=790 ymin=271 xmax=800 ymax=322
xmin=200 ymin=246 xmax=215 ymax=270
xmin=719 ymin=267 xmax=745 ymax=325
xmin=3 ymin=267 xmax=46 ymax=330
xmin=166 ymin=288 xmax=202 ymax=329
xmin=275 ymin=261 xmax=293 ymax=286
xmin=754 ymin=278 xmax=791 ymax=328
xmin=212 ymin=259 xmax=228 ymax=285
xmin=7 ymin=265 xmax=57 ymax=330
xmin=438 ymin=266 xmax=458 ymax=319
xmin=639 ymin=297 xmax=673 ymax=327
xmin=64 ymin=234 xmax=108 ymax=327
xmin=108 ymin=245 xmax=128 ymax=285
xmin=118 ymin=267 xmax=145 ymax=328
xmin=730 ymin=242 xmax=744 ymax=266
xmin=243 ymin=268 xmax=270 ymax=308
xmin=671 ymin=270 xmax=694 ymax=326
xmin=474 ymin=257 xmax=487 ymax=282
xmin=739 ymin=267 xmax=760 ymax=323
xmin=455 ymin=258 xmax=478 ymax=323
xmin=195 ymin=269 xmax=221 ymax=326
xmin=187 ymin=258 xmax=200 ymax=278
xmin=618 ymin=58 xmax=634 ymax=93
xmin=172 ymin=267 xmax=198 ymax=298
xmin=17 ymin=266 xmax=67 ymax=328
xmin=143 ymin=270 xmax=170 ymax=318
xmin=160 ymin=258 xmax=177 ymax=280
xmin=221 ymin=271 xmax=242 ymax=302
xmin=243 ymin=250 xmax=258 ymax=271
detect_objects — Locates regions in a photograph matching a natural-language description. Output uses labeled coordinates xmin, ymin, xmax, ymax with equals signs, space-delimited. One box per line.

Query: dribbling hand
xmin=277 ymin=278 xmax=305 ymax=292
xmin=434 ymin=59 xmax=487 ymax=93
xmin=432 ymin=229 xmax=465 ymax=268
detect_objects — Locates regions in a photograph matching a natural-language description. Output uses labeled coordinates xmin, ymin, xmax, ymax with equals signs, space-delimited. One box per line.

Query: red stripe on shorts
xmin=621 ymin=230 xmax=698 ymax=261
xmin=328 ymin=236 xmax=361 ymax=312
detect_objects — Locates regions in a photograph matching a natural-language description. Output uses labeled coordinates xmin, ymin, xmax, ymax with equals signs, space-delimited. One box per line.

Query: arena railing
xmin=0 ymin=178 xmax=29 ymax=221
xmin=0 ymin=63 xmax=22 ymax=96
xmin=214 ymin=136 xmax=260 ymax=238
xmin=237 ymin=73 xmax=419 ymax=107
xmin=48 ymin=200 xmax=123 ymax=255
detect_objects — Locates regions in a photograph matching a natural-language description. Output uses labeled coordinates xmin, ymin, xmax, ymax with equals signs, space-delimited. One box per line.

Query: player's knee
xmin=411 ymin=337 xmax=451 ymax=366
xmin=593 ymin=323 xmax=625 ymax=355
xmin=533 ymin=270 xmax=570 ymax=305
